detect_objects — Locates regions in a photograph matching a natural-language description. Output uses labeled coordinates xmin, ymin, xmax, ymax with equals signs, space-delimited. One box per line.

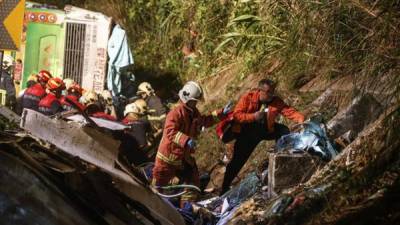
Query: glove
xmin=186 ymin=139 xmax=197 ymax=149
xmin=223 ymin=101 xmax=234 ymax=115
xmin=254 ymin=111 xmax=264 ymax=121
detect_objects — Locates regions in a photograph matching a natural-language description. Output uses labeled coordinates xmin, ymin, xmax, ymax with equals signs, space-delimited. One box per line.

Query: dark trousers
xmin=221 ymin=123 xmax=289 ymax=194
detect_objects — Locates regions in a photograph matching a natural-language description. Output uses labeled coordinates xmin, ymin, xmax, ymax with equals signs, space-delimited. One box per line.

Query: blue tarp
xmin=107 ymin=25 xmax=134 ymax=96
xmin=276 ymin=121 xmax=338 ymax=161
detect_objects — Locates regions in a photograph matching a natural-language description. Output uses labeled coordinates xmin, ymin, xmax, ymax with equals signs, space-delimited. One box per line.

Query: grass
xmin=39 ymin=0 xmax=400 ymax=171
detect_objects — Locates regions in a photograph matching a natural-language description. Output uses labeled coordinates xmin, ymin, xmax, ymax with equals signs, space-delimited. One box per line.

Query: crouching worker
xmin=120 ymin=99 xmax=153 ymax=165
xmin=83 ymin=91 xmax=117 ymax=121
xmin=152 ymin=81 xmax=232 ymax=207
xmin=60 ymin=83 xmax=85 ymax=111
xmin=22 ymin=70 xmax=52 ymax=111
xmin=38 ymin=77 xmax=65 ymax=116
xmin=220 ymin=79 xmax=305 ymax=194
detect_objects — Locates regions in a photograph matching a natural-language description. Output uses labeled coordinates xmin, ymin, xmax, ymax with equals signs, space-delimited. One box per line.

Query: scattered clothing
xmin=276 ymin=120 xmax=338 ymax=161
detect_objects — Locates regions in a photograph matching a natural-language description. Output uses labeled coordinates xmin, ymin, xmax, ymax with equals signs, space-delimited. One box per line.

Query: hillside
xmin=32 ymin=0 xmax=400 ymax=224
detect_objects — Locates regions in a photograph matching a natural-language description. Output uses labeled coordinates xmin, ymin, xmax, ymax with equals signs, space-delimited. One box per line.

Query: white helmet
xmin=137 ymin=82 xmax=155 ymax=96
xmin=63 ymin=78 xmax=75 ymax=91
xmin=124 ymin=99 xmax=148 ymax=116
xmin=2 ymin=55 xmax=14 ymax=68
xmin=178 ymin=81 xmax=203 ymax=104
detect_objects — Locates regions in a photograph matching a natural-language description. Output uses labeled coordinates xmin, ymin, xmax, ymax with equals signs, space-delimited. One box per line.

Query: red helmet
xmin=38 ymin=70 xmax=53 ymax=83
xmin=46 ymin=77 xmax=66 ymax=91
xmin=67 ymin=83 xmax=83 ymax=96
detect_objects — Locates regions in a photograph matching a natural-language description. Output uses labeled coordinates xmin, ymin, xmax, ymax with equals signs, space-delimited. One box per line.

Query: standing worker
xmin=38 ymin=77 xmax=65 ymax=116
xmin=0 ymin=55 xmax=16 ymax=110
xmin=21 ymin=70 xmax=52 ymax=111
xmin=152 ymin=81 xmax=232 ymax=207
xmin=220 ymin=79 xmax=305 ymax=194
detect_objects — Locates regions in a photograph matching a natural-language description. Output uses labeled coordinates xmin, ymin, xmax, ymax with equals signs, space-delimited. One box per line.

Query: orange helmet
xmin=67 ymin=83 xmax=83 ymax=96
xmin=38 ymin=70 xmax=52 ymax=83
xmin=46 ymin=77 xmax=65 ymax=91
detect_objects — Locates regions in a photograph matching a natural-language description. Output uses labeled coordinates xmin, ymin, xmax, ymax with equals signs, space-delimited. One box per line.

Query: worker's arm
xmin=164 ymin=110 xmax=190 ymax=148
xmin=278 ymin=98 xmax=305 ymax=123
xmin=233 ymin=94 xmax=256 ymax=123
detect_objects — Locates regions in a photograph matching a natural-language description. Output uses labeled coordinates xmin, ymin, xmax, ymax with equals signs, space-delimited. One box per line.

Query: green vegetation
xmin=40 ymin=0 xmax=399 ymax=172
xmin=42 ymin=0 xmax=400 ymax=92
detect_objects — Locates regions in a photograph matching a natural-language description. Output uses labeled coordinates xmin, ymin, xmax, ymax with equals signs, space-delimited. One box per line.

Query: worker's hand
xmin=186 ymin=139 xmax=197 ymax=150
xmin=254 ymin=111 xmax=264 ymax=121
xmin=222 ymin=101 xmax=234 ymax=115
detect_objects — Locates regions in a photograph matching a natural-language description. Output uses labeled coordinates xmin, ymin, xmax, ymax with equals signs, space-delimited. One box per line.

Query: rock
xmin=327 ymin=93 xmax=383 ymax=140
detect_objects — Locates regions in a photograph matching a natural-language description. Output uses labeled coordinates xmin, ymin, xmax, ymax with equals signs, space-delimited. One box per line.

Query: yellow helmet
xmin=101 ymin=90 xmax=113 ymax=104
xmin=137 ymin=82 xmax=155 ymax=96
xmin=82 ymin=90 xmax=98 ymax=105
xmin=124 ymin=99 xmax=148 ymax=116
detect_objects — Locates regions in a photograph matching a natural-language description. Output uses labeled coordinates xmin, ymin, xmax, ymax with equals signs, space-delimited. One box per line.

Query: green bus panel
xmin=22 ymin=10 xmax=65 ymax=89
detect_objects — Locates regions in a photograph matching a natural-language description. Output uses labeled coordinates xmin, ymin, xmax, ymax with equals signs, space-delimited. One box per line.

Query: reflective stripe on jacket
xmin=38 ymin=93 xmax=62 ymax=116
xmin=155 ymin=102 xmax=223 ymax=166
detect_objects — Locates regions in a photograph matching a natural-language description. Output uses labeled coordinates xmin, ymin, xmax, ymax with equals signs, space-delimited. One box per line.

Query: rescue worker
xmin=0 ymin=55 xmax=16 ymax=109
xmin=83 ymin=90 xmax=117 ymax=121
xmin=137 ymin=82 xmax=167 ymax=125
xmin=220 ymin=79 xmax=305 ymax=194
xmin=38 ymin=77 xmax=65 ymax=116
xmin=137 ymin=82 xmax=167 ymax=154
xmin=152 ymin=81 xmax=232 ymax=207
xmin=63 ymin=78 xmax=76 ymax=94
xmin=22 ymin=70 xmax=52 ymax=111
xmin=120 ymin=99 xmax=153 ymax=165
xmin=101 ymin=90 xmax=117 ymax=118
xmin=60 ymin=83 xmax=85 ymax=111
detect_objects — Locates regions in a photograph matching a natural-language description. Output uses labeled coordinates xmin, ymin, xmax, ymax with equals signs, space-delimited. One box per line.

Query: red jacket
xmin=233 ymin=90 xmax=305 ymax=133
xmin=60 ymin=95 xmax=85 ymax=111
xmin=38 ymin=93 xmax=62 ymax=116
xmin=155 ymin=102 xmax=224 ymax=166
xmin=22 ymin=83 xmax=46 ymax=110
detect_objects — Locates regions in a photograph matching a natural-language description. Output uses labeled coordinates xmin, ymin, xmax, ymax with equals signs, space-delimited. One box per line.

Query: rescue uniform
xmin=60 ymin=95 xmax=85 ymax=111
xmin=38 ymin=93 xmax=63 ymax=116
xmin=0 ymin=71 xmax=16 ymax=109
xmin=152 ymin=102 xmax=224 ymax=201
xmin=22 ymin=83 xmax=46 ymax=111
xmin=221 ymin=89 xmax=305 ymax=194
xmin=146 ymin=95 xmax=167 ymax=121
xmin=120 ymin=117 xmax=152 ymax=165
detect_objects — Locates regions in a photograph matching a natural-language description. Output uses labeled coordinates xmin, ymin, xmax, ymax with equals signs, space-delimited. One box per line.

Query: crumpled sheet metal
xmin=198 ymin=172 xmax=261 ymax=224
xmin=276 ymin=121 xmax=338 ymax=161
xmin=18 ymin=109 xmax=185 ymax=225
